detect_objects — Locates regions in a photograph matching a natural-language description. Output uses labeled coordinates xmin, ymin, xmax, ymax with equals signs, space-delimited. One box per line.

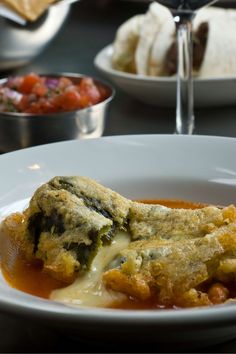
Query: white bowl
xmin=94 ymin=45 xmax=236 ymax=107
xmin=1 ymin=135 xmax=236 ymax=347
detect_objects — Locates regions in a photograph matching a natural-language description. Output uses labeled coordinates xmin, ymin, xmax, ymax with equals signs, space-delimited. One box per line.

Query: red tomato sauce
xmin=0 ymin=226 xmax=69 ymax=298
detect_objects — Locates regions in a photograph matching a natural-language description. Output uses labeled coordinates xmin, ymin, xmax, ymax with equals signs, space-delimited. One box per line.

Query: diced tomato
xmin=58 ymin=77 xmax=73 ymax=89
xmin=54 ymin=90 xmax=82 ymax=111
xmin=17 ymin=96 xmax=31 ymax=112
xmin=25 ymin=104 xmax=42 ymax=114
xmin=32 ymin=83 xmax=48 ymax=97
xmin=79 ymin=78 xmax=101 ymax=104
xmin=78 ymin=95 xmax=91 ymax=108
xmin=19 ymin=73 xmax=41 ymax=94
xmin=26 ymin=100 xmax=57 ymax=114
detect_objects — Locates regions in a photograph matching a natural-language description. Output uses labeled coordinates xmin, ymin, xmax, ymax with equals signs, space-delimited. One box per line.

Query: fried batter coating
xmin=15 ymin=176 xmax=131 ymax=280
xmin=129 ymin=202 xmax=236 ymax=241
xmin=103 ymin=222 xmax=236 ymax=306
xmin=3 ymin=174 xmax=236 ymax=302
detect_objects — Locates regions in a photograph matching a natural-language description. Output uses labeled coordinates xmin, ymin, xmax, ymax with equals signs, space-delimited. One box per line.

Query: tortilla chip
xmin=2 ymin=0 xmax=57 ymax=21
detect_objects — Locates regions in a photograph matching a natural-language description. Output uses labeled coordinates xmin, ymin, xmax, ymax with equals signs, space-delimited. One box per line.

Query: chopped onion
xmin=45 ymin=78 xmax=59 ymax=89
xmin=2 ymin=88 xmax=23 ymax=103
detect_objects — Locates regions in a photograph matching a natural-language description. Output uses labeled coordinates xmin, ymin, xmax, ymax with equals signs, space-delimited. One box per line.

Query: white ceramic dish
xmin=1 ymin=135 xmax=236 ymax=347
xmin=94 ymin=45 xmax=236 ymax=108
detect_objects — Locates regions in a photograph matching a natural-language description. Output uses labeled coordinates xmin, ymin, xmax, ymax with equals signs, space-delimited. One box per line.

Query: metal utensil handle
xmin=175 ymin=15 xmax=194 ymax=135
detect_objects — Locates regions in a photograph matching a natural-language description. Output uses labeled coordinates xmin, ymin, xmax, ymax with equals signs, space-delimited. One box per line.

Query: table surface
xmin=1 ymin=0 xmax=236 ymax=352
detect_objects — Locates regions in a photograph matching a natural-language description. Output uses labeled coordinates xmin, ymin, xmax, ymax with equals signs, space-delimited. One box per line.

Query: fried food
xmin=103 ymin=222 xmax=236 ymax=306
xmin=2 ymin=0 xmax=57 ymax=21
xmin=129 ymin=202 xmax=236 ymax=241
xmin=103 ymin=202 xmax=236 ymax=306
xmin=13 ymin=176 xmax=131 ymax=280
xmin=3 ymin=175 xmax=236 ymax=308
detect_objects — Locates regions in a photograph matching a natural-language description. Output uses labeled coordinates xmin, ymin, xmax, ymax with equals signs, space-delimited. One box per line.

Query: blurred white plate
xmin=94 ymin=45 xmax=236 ymax=107
xmin=1 ymin=135 xmax=236 ymax=347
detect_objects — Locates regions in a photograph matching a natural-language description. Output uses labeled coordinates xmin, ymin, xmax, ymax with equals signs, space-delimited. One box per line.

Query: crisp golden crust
xmin=49 ymin=176 xmax=131 ymax=227
xmin=104 ymin=222 xmax=236 ymax=306
xmin=17 ymin=176 xmax=131 ymax=281
xmin=3 ymin=175 xmax=236 ymax=308
xmin=129 ymin=202 xmax=236 ymax=240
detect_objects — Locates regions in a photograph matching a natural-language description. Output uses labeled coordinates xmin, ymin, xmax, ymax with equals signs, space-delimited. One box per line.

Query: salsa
xmin=0 ymin=73 xmax=108 ymax=114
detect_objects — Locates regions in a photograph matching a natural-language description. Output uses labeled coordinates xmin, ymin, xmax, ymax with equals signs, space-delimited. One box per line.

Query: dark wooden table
xmin=1 ymin=0 xmax=236 ymax=352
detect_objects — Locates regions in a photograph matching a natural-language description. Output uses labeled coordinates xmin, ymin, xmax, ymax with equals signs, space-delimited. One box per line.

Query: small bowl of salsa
xmin=0 ymin=72 xmax=114 ymax=152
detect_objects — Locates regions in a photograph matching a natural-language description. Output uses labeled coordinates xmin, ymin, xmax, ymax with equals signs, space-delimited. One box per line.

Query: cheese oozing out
xmin=51 ymin=232 xmax=130 ymax=307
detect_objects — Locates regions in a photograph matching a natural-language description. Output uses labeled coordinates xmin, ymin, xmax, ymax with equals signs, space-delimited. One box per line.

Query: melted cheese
xmin=51 ymin=232 xmax=130 ymax=307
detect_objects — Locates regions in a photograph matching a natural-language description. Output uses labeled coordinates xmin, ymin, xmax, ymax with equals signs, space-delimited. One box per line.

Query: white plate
xmin=1 ymin=135 xmax=236 ymax=347
xmin=94 ymin=45 xmax=236 ymax=107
